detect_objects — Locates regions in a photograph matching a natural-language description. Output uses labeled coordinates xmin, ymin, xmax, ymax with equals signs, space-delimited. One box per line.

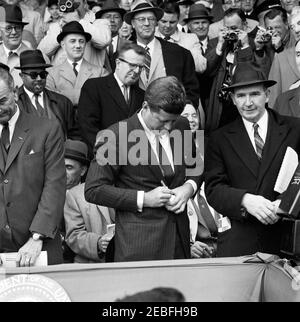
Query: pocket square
xmin=29 ymin=149 xmax=35 ymax=155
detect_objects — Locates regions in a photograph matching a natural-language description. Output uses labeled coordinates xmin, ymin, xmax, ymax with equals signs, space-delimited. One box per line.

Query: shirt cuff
xmin=185 ymin=180 xmax=197 ymax=195
xmin=137 ymin=191 xmax=144 ymax=212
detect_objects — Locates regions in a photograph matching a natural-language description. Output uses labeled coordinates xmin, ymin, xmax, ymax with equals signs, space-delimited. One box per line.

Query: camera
xmin=257 ymin=26 xmax=273 ymax=43
xmin=224 ymin=30 xmax=239 ymax=42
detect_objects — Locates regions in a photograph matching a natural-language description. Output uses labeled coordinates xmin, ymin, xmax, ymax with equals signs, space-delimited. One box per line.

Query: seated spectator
xmin=16 ymin=49 xmax=79 ymax=139
xmin=38 ymin=0 xmax=111 ymax=68
xmin=64 ymin=139 xmax=115 ymax=263
xmin=46 ymin=21 xmax=106 ymax=107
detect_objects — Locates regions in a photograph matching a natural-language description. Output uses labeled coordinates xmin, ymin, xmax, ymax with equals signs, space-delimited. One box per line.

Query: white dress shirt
xmin=0 ymin=106 xmax=20 ymax=142
xmin=23 ymin=86 xmax=45 ymax=110
xmin=242 ymin=110 xmax=268 ymax=152
xmin=67 ymin=57 xmax=83 ymax=74
xmin=114 ymin=72 xmax=130 ymax=100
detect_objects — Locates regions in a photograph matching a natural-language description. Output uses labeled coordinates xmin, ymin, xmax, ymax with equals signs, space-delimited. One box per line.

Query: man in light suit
xmin=16 ymin=50 xmax=79 ymax=140
xmin=273 ymin=86 xmax=300 ymax=118
xmin=155 ymin=2 xmax=207 ymax=73
xmin=0 ymin=65 xmax=66 ymax=266
xmin=0 ymin=4 xmax=31 ymax=87
xmin=46 ymin=21 xmax=106 ymax=107
xmin=63 ymin=139 xmax=115 ymax=263
xmin=78 ymin=42 xmax=146 ymax=158
xmin=205 ymin=62 xmax=300 ymax=257
xmin=85 ymin=76 xmax=202 ymax=262
xmin=124 ymin=0 xmax=199 ymax=108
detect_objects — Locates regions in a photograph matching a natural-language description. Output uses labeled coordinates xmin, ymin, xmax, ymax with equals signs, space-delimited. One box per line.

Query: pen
xmin=161 ymin=180 xmax=167 ymax=187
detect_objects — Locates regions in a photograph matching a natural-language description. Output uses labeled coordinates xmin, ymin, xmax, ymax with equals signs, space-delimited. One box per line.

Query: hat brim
xmin=223 ymin=79 xmax=277 ymax=91
xmin=15 ymin=63 xmax=53 ymax=69
xmin=96 ymin=7 xmax=126 ymax=19
xmin=65 ymin=154 xmax=90 ymax=165
xmin=124 ymin=7 xmax=164 ymax=24
xmin=184 ymin=14 xmax=213 ymax=23
xmin=6 ymin=19 xmax=28 ymax=25
xmin=57 ymin=31 xmax=92 ymax=43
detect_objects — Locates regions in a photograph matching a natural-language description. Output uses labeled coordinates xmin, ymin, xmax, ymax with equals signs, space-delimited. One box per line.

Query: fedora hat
xmin=184 ymin=3 xmax=213 ymax=23
xmin=0 ymin=4 xmax=28 ymax=26
xmin=253 ymin=0 xmax=285 ymax=17
xmin=176 ymin=0 xmax=194 ymax=6
xmin=15 ymin=50 xmax=52 ymax=70
xmin=223 ymin=62 xmax=276 ymax=91
xmin=57 ymin=21 xmax=92 ymax=43
xmin=124 ymin=0 xmax=164 ymax=24
xmin=64 ymin=139 xmax=89 ymax=165
xmin=0 ymin=62 xmax=9 ymax=72
xmin=95 ymin=0 xmax=126 ymax=19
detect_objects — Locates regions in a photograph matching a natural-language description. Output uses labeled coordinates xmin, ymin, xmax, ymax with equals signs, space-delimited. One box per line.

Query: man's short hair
xmin=264 ymin=8 xmax=288 ymax=23
xmin=117 ymin=42 xmax=147 ymax=58
xmin=159 ymin=2 xmax=180 ymax=19
xmin=224 ymin=8 xmax=247 ymax=22
xmin=0 ymin=67 xmax=14 ymax=91
xmin=145 ymin=76 xmax=186 ymax=115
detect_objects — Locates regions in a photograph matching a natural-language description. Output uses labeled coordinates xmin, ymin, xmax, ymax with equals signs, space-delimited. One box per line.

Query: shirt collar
xmin=200 ymin=37 xmax=208 ymax=47
xmin=23 ymin=86 xmax=44 ymax=101
xmin=67 ymin=58 xmax=83 ymax=70
xmin=137 ymin=38 xmax=155 ymax=56
xmin=3 ymin=43 xmax=22 ymax=57
xmin=137 ymin=108 xmax=156 ymax=143
xmin=242 ymin=110 xmax=268 ymax=135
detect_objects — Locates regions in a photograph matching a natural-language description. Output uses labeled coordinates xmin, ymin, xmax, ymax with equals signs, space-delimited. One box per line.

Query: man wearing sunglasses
xmin=16 ymin=50 xmax=79 ymax=140
xmin=78 ymin=42 xmax=145 ymax=159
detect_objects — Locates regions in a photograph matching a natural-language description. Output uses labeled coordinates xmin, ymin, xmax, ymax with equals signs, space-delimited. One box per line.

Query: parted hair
xmin=117 ymin=42 xmax=147 ymax=58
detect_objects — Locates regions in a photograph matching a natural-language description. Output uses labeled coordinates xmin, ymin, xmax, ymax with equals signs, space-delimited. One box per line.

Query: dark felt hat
xmin=253 ymin=0 xmax=285 ymax=16
xmin=57 ymin=20 xmax=92 ymax=43
xmin=64 ymin=139 xmax=90 ymax=165
xmin=124 ymin=0 xmax=164 ymax=24
xmin=223 ymin=62 xmax=276 ymax=91
xmin=15 ymin=50 xmax=52 ymax=70
xmin=0 ymin=4 xmax=28 ymax=25
xmin=0 ymin=62 xmax=9 ymax=72
xmin=95 ymin=0 xmax=126 ymax=19
xmin=184 ymin=3 xmax=213 ymax=23
xmin=176 ymin=0 xmax=194 ymax=6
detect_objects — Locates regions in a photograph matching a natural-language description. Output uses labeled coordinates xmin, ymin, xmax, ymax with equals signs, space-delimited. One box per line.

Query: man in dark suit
xmin=124 ymin=0 xmax=199 ymax=108
xmin=85 ymin=76 xmax=202 ymax=262
xmin=205 ymin=62 xmax=300 ymax=257
xmin=0 ymin=65 xmax=66 ymax=266
xmin=273 ymin=86 xmax=300 ymax=118
xmin=16 ymin=49 xmax=79 ymax=140
xmin=78 ymin=42 xmax=146 ymax=158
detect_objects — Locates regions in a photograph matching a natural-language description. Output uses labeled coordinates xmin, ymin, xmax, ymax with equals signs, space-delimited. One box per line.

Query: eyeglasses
xmin=21 ymin=71 xmax=48 ymax=79
xmin=2 ymin=25 xmax=23 ymax=34
xmin=118 ymin=57 xmax=144 ymax=71
xmin=133 ymin=17 xmax=157 ymax=24
xmin=59 ymin=0 xmax=73 ymax=12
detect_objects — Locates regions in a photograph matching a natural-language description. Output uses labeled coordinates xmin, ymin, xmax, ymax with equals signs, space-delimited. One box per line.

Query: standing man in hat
xmin=16 ymin=49 xmax=79 ymax=139
xmin=95 ymin=0 xmax=129 ymax=72
xmin=0 ymin=4 xmax=33 ymax=87
xmin=176 ymin=0 xmax=194 ymax=33
xmin=205 ymin=62 xmax=300 ymax=257
xmin=155 ymin=2 xmax=207 ymax=73
xmin=37 ymin=0 xmax=111 ymax=69
xmin=78 ymin=42 xmax=146 ymax=158
xmin=124 ymin=0 xmax=199 ymax=108
xmin=46 ymin=21 xmax=106 ymax=107
xmin=63 ymin=139 xmax=115 ymax=263
xmin=0 ymin=64 xmax=66 ymax=266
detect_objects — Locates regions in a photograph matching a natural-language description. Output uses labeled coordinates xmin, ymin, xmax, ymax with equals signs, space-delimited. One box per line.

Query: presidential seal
xmin=0 ymin=274 xmax=71 ymax=302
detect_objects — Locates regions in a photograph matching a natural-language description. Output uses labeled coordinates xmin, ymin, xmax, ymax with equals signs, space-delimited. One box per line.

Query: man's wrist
xmin=31 ymin=232 xmax=45 ymax=241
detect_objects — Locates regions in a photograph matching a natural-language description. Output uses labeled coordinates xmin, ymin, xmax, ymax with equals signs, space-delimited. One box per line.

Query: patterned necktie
xmin=164 ymin=35 xmax=171 ymax=41
xmin=156 ymin=134 xmax=174 ymax=185
xmin=34 ymin=94 xmax=45 ymax=116
xmin=122 ymin=84 xmax=129 ymax=104
xmin=1 ymin=122 xmax=10 ymax=162
xmin=144 ymin=46 xmax=151 ymax=80
xmin=200 ymin=41 xmax=205 ymax=55
xmin=253 ymin=123 xmax=264 ymax=160
xmin=72 ymin=62 xmax=78 ymax=77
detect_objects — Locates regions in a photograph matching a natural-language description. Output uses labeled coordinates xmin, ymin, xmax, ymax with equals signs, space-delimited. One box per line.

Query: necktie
xmin=72 ymin=62 xmax=78 ymax=77
xmin=144 ymin=46 xmax=151 ymax=80
xmin=164 ymin=35 xmax=171 ymax=41
xmin=156 ymin=135 xmax=174 ymax=185
xmin=122 ymin=84 xmax=129 ymax=104
xmin=200 ymin=41 xmax=205 ymax=55
xmin=34 ymin=94 xmax=45 ymax=116
xmin=1 ymin=122 xmax=10 ymax=162
xmin=196 ymin=194 xmax=218 ymax=234
xmin=253 ymin=123 xmax=264 ymax=160
xmin=8 ymin=51 xmax=17 ymax=58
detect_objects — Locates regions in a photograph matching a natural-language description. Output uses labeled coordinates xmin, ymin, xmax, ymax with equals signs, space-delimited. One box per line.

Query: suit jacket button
xmin=7 ymin=202 xmax=10 ymax=207
xmin=5 ymin=224 xmax=9 ymax=229
xmin=3 ymin=179 xmax=8 ymax=184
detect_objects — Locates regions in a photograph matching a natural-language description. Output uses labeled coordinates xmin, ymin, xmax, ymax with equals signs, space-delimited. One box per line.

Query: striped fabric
xmin=144 ymin=46 xmax=151 ymax=80
xmin=253 ymin=123 xmax=264 ymax=160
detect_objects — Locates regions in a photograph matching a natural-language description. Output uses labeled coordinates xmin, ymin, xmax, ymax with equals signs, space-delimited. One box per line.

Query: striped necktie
xmin=253 ymin=123 xmax=264 ymax=160
xmin=122 ymin=84 xmax=129 ymax=104
xmin=144 ymin=46 xmax=151 ymax=80
xmin=34 ymin=94 xmax=45 ymax=116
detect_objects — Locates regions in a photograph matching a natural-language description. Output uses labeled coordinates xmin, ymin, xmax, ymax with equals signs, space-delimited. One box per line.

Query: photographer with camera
xmin=205 ymin=8 xmax=266 ymax=131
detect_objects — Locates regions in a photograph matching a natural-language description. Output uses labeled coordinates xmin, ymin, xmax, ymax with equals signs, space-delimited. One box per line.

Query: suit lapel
xmin=149 ymin=38 xmax=163 ymax=82
xmin=225 ymin=118 xmax=260 ymax=178
xmin=59 ymin=61 xmax=77 ymax=85
xmin=5 ymin=112 xmax=30 ymax=173
xmin=76 ymin=59 xmax=92 ymax=87
xmin=106 ymin=75 xmax=128 ymax=113
xmin=256 ymin=111 xmax=290 ymax=188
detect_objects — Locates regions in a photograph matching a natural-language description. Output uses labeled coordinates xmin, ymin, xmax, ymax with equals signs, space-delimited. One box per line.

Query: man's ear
xmin=80 ymin=165 xmax=88 ymax=177
xmin=265 ymin=88 xmax=270 ymax=103
xmin=13 ymin=85 xmax=19 ymax=102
